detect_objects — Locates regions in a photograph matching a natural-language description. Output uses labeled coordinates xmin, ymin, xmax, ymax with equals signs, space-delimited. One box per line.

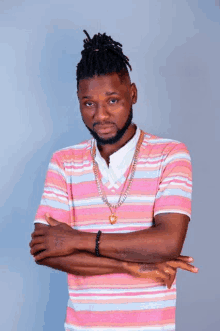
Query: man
xmin=30 ymin=31 xmax=198 ymax=331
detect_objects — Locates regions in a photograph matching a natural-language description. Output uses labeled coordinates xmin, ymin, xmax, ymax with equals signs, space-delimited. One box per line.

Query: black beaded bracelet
xmin=95 ymin=230 xmax=102 ymax=257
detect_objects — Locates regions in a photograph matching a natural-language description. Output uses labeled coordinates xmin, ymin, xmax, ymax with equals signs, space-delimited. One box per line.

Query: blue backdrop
xmin=0 ymin=0 xmax=219 ymax=330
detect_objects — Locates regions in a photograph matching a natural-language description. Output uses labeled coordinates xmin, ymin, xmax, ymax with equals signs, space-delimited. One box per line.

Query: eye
xmin=85 ymin=101 xmax=93 ymax=107
xmin=109 ymin=98 xmax=118 ymax=104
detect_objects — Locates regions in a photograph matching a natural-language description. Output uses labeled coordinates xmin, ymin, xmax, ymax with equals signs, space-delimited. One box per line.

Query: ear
xmin=130 ymin=83 xmax=137 ymax=105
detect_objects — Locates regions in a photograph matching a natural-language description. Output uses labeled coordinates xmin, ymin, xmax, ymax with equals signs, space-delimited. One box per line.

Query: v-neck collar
xmin=92 ymin=127 xmax=141 ymax=189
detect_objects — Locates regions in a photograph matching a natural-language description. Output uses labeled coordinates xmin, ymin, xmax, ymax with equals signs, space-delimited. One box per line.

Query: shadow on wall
xmin=0 ymin=25 xmax=88 ymax=331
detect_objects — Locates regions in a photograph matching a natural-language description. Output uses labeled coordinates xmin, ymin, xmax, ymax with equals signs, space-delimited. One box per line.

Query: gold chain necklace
xmin=91 ymin=130 xmax=144 ymax=224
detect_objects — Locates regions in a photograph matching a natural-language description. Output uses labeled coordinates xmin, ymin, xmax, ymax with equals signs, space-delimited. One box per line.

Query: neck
xmin=97 ymin=124 xmax=137 ymax=165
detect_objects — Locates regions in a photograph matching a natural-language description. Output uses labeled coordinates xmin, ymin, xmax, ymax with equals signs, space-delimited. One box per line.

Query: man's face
xmin=77 ymin=73 xmax=137 ymax=145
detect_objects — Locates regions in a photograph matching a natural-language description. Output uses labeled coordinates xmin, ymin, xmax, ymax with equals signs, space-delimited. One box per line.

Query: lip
xmin=94 ymin=124 xmax=115 ymax=134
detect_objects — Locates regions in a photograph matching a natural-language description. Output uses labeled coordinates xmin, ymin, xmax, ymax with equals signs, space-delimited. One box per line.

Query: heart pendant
xmin=109 ymin=214 xmax=117 ymax=224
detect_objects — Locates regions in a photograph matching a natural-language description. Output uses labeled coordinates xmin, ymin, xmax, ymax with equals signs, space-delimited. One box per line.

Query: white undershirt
xmin=93 ymin=126 xmax=141 ymax=189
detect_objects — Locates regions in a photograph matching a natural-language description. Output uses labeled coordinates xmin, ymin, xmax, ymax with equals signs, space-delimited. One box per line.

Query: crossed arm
xmin=30 ymin=213 xmax=197 ymax=284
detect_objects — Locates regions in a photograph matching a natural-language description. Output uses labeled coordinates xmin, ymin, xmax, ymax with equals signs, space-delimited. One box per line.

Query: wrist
xmin=75 ymin=230 xmax=96 ymax=253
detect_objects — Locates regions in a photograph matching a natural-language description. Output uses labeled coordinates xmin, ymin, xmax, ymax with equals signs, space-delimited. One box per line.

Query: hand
xmin=155 ymin=255 xmax=199 ymax=289
xmin=124 ymin=255 xmax=199 ymax=289
xmin=29 ymin=214 xmax=80 ymax=261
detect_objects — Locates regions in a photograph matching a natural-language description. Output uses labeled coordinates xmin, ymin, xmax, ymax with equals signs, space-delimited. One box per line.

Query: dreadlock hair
xmin=76 ymin=30 xmax=132 ymax=89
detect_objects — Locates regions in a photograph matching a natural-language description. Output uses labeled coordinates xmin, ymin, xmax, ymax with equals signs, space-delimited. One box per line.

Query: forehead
xmin=78 ymin=73 xmax=129 ymax=97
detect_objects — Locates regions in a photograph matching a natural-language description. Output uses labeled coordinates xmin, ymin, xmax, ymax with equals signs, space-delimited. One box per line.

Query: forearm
xmin=36 ymin=251 xmax=127 ymax=276
xmin=77 ymin=225 xmax=176 ymax=263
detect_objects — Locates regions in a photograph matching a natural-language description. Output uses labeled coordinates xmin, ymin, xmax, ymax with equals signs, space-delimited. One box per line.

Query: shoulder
xmin=142 ymin=131 xmax=191 ymax=160
xmin=50 ymin=138 xmax=93 ymax=165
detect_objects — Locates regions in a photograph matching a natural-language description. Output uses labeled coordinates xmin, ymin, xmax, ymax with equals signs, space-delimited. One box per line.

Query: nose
xmin=94 ymin=103 xmax=109 ymax=121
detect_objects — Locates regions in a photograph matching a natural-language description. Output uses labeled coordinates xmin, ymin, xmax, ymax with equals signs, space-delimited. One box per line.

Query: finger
xmin=31 ymin=230 xmax=45 ymax=238
xmin=138 ymin=271 xmax=167 ymax=283
xmin=29 ymin=237 xmax=44 ymax=247
xmin=35 ymin=260 xmax=44 ymax=265
xmin=30 ymin=244 xmax=46 ymax=256
xmin=34 ymin=250 xmax=51 ymax=261
xmin=160 ymin=265 xmax=176 ymax=276
xmin=45 ymin=214 xmax=60 ymax=226
xmin=164 ymin=267 xmax=177 ymax=289
xmin=154 ymin=277 xmax=167 ymax=285
xmin=154 ymin=273 xmax=170 ymax=287
xmin=138 ymin=269 xmax=167 ymax=280
xmin=167 ymin=260 xmax=199 ymax=273
xmin=155 ymin=269 xmax=168 ymax=280
xmin=167 ymin=271 xmax=177 ymax=289
xmin=176 ymin=255 xmax=194 ymax=262
xmin=167 ymin=260 xmax=198 ymax=271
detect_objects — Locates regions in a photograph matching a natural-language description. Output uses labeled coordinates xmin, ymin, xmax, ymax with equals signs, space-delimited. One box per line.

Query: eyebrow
xmin=82 ymin=92 xmax=119 ymax=99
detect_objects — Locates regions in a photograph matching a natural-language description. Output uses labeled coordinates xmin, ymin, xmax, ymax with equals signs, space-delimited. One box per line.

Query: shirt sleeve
xmin=34 ymin=152 xmax=71 ymax=226
xmin=153 ymin=142 xmax=192 ymax=219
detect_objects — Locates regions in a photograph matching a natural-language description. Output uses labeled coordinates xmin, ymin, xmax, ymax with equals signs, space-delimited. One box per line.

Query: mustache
xmin=93 ymin=122 xmax=115 ymax=128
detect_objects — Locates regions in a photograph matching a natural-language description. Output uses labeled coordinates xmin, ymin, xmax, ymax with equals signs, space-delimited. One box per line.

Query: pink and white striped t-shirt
xmin=34 ymin=129 xmax=192 ymax=331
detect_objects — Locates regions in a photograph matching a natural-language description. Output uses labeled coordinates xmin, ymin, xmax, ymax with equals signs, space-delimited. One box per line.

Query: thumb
xmin=45 ymin=213 xmax=60 ymax=226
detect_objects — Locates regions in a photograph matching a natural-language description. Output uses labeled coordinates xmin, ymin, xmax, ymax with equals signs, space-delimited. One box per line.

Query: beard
xmin=84 ymin=106 xmax=133 ymax=145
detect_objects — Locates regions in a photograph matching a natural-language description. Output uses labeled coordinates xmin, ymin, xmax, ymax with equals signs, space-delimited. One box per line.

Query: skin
xmin=31 ymin=217 xmax=198 ymax=289
xmin=77 ymin=72 xmax=137 ymax=165
xmin=29 ymin=72 xmax=199 ymax=288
